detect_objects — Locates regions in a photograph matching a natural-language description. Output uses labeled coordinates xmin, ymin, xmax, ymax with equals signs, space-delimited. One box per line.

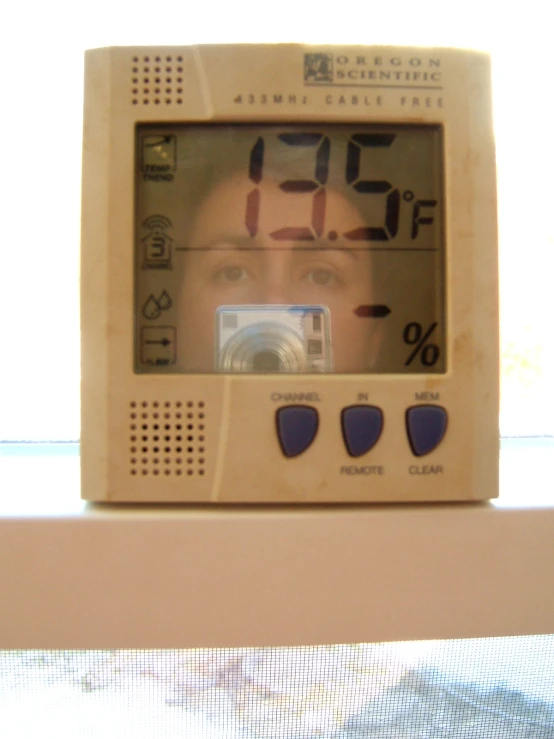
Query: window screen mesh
xmin=1 ymin=637 xmax=553 ymax=737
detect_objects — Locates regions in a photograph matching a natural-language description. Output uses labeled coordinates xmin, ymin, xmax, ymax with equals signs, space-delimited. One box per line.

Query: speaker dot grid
xmin=131 ymin=55 xmax=184 ymax=105
xmin=129 ymin=400 xmax=205 ymax=476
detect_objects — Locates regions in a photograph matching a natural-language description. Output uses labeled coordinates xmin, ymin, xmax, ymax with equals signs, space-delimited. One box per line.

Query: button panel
xmin=275 ymin=404 xmax=448 ymax=459
xmin=406 ymin=405 xmax=448 ymax=456
xmin=276 ymin=406 xmax=319 ymax=458
xmin=341 ymin=405 xmax=384 ymax=457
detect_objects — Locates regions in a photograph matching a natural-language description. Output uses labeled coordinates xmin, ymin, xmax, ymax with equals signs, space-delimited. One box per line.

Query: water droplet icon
xmin=157 ymin=290 xmax=172 ymax=310
xmin=143 ymin=295 xmax=161 ymax=320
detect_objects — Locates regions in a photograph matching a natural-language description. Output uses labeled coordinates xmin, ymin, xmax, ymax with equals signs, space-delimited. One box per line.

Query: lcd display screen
xmin=135 ymin=124 xmax=445 ymax=374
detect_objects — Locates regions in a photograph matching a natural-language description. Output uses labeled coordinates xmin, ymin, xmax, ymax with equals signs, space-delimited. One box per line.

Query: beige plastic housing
xmin=81 ymin=44 xmax=498 ymax=503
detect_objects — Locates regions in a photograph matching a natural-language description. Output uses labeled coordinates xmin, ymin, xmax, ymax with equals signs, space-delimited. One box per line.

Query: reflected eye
xmin=306 ymin=268 xmax=337 ymax=286
xmin=214 ymin=265 xmax=250 ymax=283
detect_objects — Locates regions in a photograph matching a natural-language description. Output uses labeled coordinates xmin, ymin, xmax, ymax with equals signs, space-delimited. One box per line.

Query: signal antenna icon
xmin=143 ymin=214 xmax=172 ymax=231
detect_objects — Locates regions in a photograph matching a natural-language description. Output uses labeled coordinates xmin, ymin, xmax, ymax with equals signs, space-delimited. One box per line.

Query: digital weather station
xmin=80 ymin=44 xmax=499 ymax=503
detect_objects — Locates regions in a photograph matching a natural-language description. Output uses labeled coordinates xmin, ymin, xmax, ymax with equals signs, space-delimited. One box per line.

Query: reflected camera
xmin=215 ymin=305 xmax=333 ymax=373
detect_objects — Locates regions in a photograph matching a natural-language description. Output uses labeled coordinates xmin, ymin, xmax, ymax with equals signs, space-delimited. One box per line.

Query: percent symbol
xmin=403 ymin=322 xmax=440 ymax=367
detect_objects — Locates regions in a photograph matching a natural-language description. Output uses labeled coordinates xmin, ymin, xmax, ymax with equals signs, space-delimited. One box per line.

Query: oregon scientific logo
xmin=304 ymin=52 xmax=442 ymax=86
xmin=304 ymin=53 xmax=333 ymax=83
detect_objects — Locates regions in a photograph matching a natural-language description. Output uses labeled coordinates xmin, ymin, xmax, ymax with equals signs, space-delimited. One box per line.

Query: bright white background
xmin=0 ymin=0 xmax=552 ymax=440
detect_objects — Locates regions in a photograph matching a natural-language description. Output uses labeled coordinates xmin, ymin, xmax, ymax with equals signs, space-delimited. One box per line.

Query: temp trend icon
xmin=142 ymin=135 xmax=176 ymax=171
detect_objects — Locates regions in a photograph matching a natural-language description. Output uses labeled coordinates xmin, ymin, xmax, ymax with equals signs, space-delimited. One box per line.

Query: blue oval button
xmin=276 ymin=406 xmax=319 ymax=458
xmin=406 ymin=405 xmax=448 ymax=457
xmin=341 ymin=405 xmax=384 ymax=457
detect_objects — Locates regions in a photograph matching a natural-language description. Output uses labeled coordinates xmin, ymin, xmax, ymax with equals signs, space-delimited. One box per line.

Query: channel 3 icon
xmin=304 ymin=53 xmax=333 ymax=83
xmin=141 ymin=215 xmax=173 ymax=269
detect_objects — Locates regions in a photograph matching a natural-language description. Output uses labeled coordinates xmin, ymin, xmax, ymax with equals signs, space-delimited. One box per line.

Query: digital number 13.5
xmin=245 ymin=132 xmax=436 ymax=242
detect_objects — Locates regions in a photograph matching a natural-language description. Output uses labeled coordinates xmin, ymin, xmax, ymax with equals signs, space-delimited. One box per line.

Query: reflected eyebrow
xmin=297 ymin=243 xmax=360 ymax=260
xmin=176 ymin=234 xmax=360 ymax=258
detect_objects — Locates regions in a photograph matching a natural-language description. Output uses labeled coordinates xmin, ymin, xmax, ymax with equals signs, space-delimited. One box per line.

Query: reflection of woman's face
xmin=180 ymin=174 xmax=378 ymax=372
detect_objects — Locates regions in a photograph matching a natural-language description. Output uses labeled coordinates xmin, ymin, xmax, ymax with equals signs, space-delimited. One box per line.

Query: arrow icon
xmin=354 ymin=305 xmax=391 ymax=318
xmin=145 ymin=337 xmax=171 ymax=347
xmin=140 ymin=327 xmax=176 ymax=365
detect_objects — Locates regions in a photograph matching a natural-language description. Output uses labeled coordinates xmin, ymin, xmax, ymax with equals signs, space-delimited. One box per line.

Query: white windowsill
xmin=0 ymin=438 xmax=552 ymax=650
